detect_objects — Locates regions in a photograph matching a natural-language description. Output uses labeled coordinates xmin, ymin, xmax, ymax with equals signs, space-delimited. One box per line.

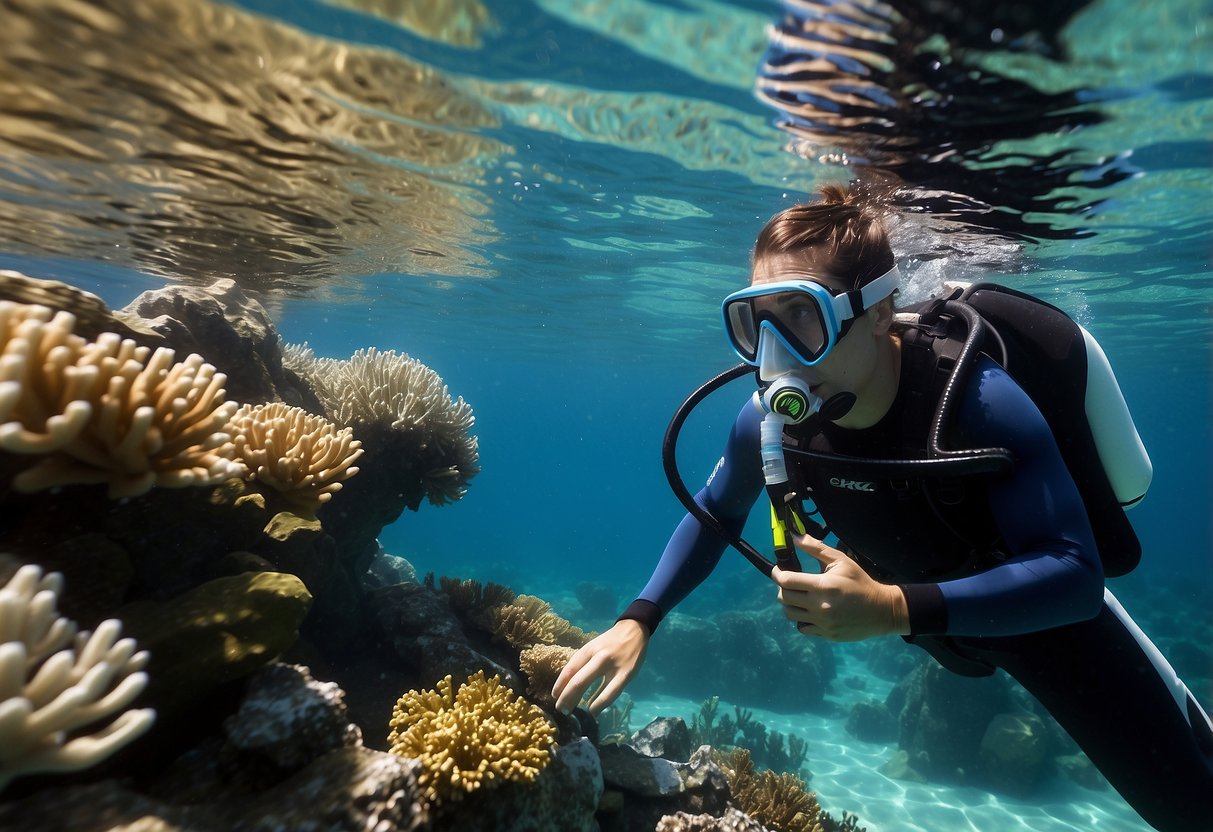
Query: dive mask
xmin=721 ymin=265 xmax=900 ymax=373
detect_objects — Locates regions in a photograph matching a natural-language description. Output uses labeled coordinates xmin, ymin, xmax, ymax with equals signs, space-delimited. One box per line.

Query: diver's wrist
xmin=888 ymin=584 xmax=911 ymax=636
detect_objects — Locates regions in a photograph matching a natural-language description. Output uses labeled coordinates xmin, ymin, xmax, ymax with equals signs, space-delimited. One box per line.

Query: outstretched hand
xmin=551 ymin=619 xmax=649 ymax=716
xmin=771 ymin=533 xmax=910 ymax=642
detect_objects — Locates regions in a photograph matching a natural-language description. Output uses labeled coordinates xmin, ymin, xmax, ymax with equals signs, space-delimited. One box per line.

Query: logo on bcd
xmin=830 ymin=477 xmax=876 ymax=492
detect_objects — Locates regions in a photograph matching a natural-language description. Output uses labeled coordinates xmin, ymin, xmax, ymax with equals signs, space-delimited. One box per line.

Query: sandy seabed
xmin=631 ymin=663 xmax=1153 ymax=832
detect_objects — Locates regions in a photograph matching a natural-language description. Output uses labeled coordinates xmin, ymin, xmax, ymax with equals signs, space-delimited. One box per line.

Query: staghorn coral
xmin=0 ymin=564 xmax=155 ymax=790
xmin=473 ymin=594 xmax=594 ymax=651
xmin=387 ymin=670 xmax=555 ymax=806
xmin=518 ymin=643 xmax=575 ymax=705
xmin=228 ymin=402 xmax=363 ymax=515
xmin=1 ymin=301 xmax=247 ymax=496
xmin=718 ymin=748 xmax=825 ymax=832
xmin=284 ymin=345 xmax=478 ymax=505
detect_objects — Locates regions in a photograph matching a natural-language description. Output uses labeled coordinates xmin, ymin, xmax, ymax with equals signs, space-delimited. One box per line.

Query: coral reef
xmin=430 ymin=574 xmax=516 ymax=616
xmin=285 ymin=345 xmax=479 ymax=505
xmin=228 ymin=402 xmax=363 ymax=515
xmin=118 ymin=571 xmax=313 ymax=722
xmin=656 ymin=807 xmax=769 ymax=832
xmin=717 ymin=748 xmax=824 ymax=832
xmin=0 ymin=564 xmax=155 ymax=790
xmin=387 ymin=670 xmax=556 ymax=806
xmin=473 ymin=593 xmax=594 ymax=651
xmin=689 ymin=697 xmax=808 ymax=776
xmin=519 ymin=643 xmax=575 ymax=705
xmin=1 ymin=300 xmax=247 ymax=496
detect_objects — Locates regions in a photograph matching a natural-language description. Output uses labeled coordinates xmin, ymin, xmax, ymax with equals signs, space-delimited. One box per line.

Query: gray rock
xmin=362 ymin=547 xmax=420 ymax=590
xmin=223 ymin=663 xmax=362 ymax=769
xmin=431 ymin=737 xmax=602 ymax=832
xmin=368 ymin=581 xmax=516 ymax=688
xmin=0 ymin=747 xmax=427 ymax=832
xmin=979 ymin=712 xmax=1049 ymax=795
xmin=600 ymin=743 xmax=684 ymax=796
xmin=845 ymin=699 xmax=898 ymax=744
xmin=632 ymin=716 xmax=693 ymax=762
xmin=118 ymin=278 xmax=314 ymax=407
xmin=895 ymin=660 xmax=1010 ymax=780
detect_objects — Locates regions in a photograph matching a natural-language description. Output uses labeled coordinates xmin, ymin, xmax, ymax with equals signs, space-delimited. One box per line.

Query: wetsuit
xmin=620 ymin=356 xmax=1213 ymax=832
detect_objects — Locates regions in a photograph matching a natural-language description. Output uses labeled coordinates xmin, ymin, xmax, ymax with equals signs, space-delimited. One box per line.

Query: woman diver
xmin=552 ymin=183 xmax=1213 ymax=832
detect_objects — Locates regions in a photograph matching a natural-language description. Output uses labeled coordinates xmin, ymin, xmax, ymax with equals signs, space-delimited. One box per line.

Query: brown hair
xmin=752 ymin=182 xmax=894 ymax=292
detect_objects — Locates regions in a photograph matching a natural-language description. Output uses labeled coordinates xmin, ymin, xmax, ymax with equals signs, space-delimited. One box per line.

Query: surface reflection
xmin=757 ymin=0 xmax=1135 ymax=242
xmin=0 ymin=0 xmax=504 ymax=292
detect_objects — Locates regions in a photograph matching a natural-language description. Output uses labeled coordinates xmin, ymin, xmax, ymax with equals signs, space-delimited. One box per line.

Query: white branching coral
xmin=387 ymin=670 xmax=555 ymax=806
xmin=0 ymin=564 xmax=155 ymax=790
xmin=0 ymin=301 xmax=91 ymax=450
xmin=0 ymin=301 xmax=247 ymax=497
xmin=284 ymin=344 xmax=479 ymax=504
xmin=228 ymin=402 xmax=363 ymax=514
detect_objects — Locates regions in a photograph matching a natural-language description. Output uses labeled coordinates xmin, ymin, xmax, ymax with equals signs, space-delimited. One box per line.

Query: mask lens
xmin=774 ymin=297 xmax=828 ymax=359
xmin=723 ymin=282 xmax=840 ymax=366
xmin=725 ymin=298 xmax=760 ymax=360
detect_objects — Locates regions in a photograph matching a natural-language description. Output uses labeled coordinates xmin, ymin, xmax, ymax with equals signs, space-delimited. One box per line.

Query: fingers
xmin=587 ymin=671 xmax=631 ymax=716
xmin=792 ymin=532 xmax=843 ymax=566
xmin=552 ymin=651 xmax=606 ymax=715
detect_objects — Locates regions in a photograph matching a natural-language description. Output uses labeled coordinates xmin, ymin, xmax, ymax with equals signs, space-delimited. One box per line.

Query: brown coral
xmin=1 ymin=302 xmax=246 ymax=496
xmin=473 ymin=594 xmax=593 ymax=651
xmin=387 ymin=670 xmax=555 ymax=806
xmin=518 ymin=644 xmax=575 ymax=705
xmin=431 ymin=575 xmax=516 ymax=616
xmin=227 ymin=402 xmax=363 ymax=514
xmin=719 ymin=748 xmax=825 ymax=832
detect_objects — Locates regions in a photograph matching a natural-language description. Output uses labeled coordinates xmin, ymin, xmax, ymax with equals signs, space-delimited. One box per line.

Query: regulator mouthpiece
xmin=761 ymin=376 xmax=821 ymax=425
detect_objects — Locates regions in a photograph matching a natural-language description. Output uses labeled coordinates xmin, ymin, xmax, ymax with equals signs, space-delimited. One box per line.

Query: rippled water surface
xmin=0 ymin=0 xmax=1210 ymax=827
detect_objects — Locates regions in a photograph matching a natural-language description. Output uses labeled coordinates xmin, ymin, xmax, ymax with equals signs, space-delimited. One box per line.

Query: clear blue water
xmin=1 ymin=0 xmax=1210 ymax=828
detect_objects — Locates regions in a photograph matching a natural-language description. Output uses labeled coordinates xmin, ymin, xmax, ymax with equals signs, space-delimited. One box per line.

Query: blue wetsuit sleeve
xmin=901 ymin=358 xmax=1105 ymax=637
xmin=618 ymin=399 xmax=766 ymax=634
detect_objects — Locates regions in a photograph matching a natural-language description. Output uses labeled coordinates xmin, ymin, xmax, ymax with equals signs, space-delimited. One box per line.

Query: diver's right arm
xmin=552 ymin=399 xmax=765 ymax=715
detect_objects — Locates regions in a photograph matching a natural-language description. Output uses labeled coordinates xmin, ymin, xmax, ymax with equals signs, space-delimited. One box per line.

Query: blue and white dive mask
xmin=721 ymin=265 xmax=899 ymax=379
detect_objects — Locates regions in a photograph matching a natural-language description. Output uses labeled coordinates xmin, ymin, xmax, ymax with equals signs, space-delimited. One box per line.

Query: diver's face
xmin=747 ymin=257 xmax=892 ymax=407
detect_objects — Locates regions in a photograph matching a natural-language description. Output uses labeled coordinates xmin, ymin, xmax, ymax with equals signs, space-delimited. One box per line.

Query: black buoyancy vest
xmin=783 ymin=350 xmax=1003 ymax=584
xmin=782 ymin=283 xmax=1143 ymax=581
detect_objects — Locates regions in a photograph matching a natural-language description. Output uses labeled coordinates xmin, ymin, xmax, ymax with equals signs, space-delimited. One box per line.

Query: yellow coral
xmin=1 ymin=302 xmax=246 ymax=496
xmin=387 ymin=670 xmax=555 ymax=805
xmin=227 ymin=402 xmax=363 ymax=514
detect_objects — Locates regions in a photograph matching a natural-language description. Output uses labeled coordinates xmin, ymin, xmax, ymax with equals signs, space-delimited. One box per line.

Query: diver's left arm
xmin=898 ymin=358 xmax=1105 ymax=637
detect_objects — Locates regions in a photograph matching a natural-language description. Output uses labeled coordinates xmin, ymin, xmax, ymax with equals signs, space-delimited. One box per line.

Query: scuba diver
xmin=552 ymin=183 xmax=1213 ymax=831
